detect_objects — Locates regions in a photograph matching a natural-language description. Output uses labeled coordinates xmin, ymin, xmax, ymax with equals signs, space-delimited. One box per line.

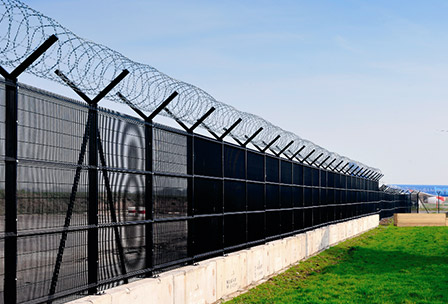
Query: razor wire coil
xmin=0 ymin=0 xmax=380 ymax=177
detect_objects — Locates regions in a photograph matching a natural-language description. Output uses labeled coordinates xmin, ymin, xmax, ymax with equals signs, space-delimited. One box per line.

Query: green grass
xmin=227 ymin=224 xmax=448 ymax=304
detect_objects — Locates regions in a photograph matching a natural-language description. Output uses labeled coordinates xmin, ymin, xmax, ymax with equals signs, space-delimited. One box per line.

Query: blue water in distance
xmin=390 ymin=185 xmax=448 ymax=196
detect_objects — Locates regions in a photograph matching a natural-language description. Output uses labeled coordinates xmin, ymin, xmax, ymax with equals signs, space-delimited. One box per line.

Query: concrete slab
xmin=170 ymin=269 xmax=186 ymax=304
xmin=368 ymin=215 xmax=375 ymax=229
xmin=352 ymin=219 xmax=361 ymax=236
xmin=216 ymin=252 xmax=247 ymax=299
xmin=184 ymin=260 xmax=217 ymax=304
xmin=203 ymin=260 xmax=217 ymax=303
xmin=346 ymin=220 xmax=353 ymax=238
xmin=305 ymin=230 xmax=316 ymax=257
xmin=314 ymin=228 xmax=322 ymax=252
xmin=373 ymin=214 xmax=379 ymax=227
xmin=288 ymin=236 xmax=300 ymax=264
xmin=283 ymin=237 xmax=294 ymax=267
xmin=295 ymin=233 xmax=307 ymax=261
xmin=361 ymin=217 xmax=367 ymax=232
xmin=246 ymin=245 xmax=267 ymax=284
xmin=320 ymin=227 xmax=330 ymax=251
xmin=329 ymin=224 xmax=338 ymax=246
xmin=183 ymin=265 xmax=204 ymax=304
xmin=263 ymin=243 xmax=272 ymax=276
xmin=268 ymin=239 xmax=285 ymax=273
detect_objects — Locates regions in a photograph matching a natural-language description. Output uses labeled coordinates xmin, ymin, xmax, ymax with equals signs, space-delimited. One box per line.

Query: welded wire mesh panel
xmin=224 ymin=181 xmax=245 ymax=212
xmin=98 ymin=171 xmax=145 ymax=224
xmin=328 ymin=172 xmax=335 ymax=188
xmin=304 ymin=208 xmax=313 ymax=227
xmin=97 ymin=225 xmax=145 ymax=288
xmin=346 ymin=176 xmax=352 ymax=189
xmin=333 ymin=172 xmax=340 ymax=188
xmin=153 ymin=221 xmax=188 ymax=266
xmin=224 ymin=214 xmax=246 ymax=248
xmin=17 ymin=164 xmax=88 ymax=231
xmin=304 ymin=166 xmax=312 ymax=186
xmin=16 ymin=231 xmax=88 ymax=304
xmin=266 ymin=184 xmax=279 ymax=209
xmin=321 ymin=189 xmax=328 ymax=206
xmin=98 ymin=110 xmax=145 ymax=171
xmin=194 ymin=137 xmax=222 ymax=177
xmin=293 ymin=187 xmax=303 ymax=207
xmin=321 ymin=206 xmax=328 ymax=223
xmin=294 ymin=209 xmax=304 ymax=230
xmin=280 ymin=161 xmax=292 ymax=184
xmin=17 ymin=85 xmax=90 ymax=164
xmin=194 ymin=178 xmax=222 ymax=215
xmin=266 ymin=156 xmax=279 ymax=183
xmin=266 ymin=211 xmax=281 ymax=237
xmin=247 ymin=151 xmax=264 ymax=182
xmin=153 ymin=176 xmax=187 ymax=219
xmin=313 ymin=207 xmax=321 ymax=226
xmin=153 ymin=127 xmax=187 ymax=174
xmin=340 ymin=175 xmax=346 ymax=189
xmin=224 ymin=145 xmax=245 ymax=179
xmin=293 ymin=164 xmax=303 ymax=185
xmin=320 ymin=171 xmax=327 ymax=188
xmin=247 ymin=183 xmax=264 ymax=211
xmin=311 ymin=168 xmax=319 ymax=187
xmin=193 ymin=217 xmax=222 ymax=255
xmin=281 ymin=210 xmax=293 ymax=233
xmin=248 ymin=213 xmax=264 ymax=242
xmin=280 ymin=186 xmax=292 ymax=208
xmin=304 ymin=188 xmax=312 ymax=207
xmin=97 ymin=170 xmax=146 ymax=283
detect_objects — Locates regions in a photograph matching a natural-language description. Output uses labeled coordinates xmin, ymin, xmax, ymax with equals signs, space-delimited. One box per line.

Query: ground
xmin=226 ymin=222 xmax=448 ymax=304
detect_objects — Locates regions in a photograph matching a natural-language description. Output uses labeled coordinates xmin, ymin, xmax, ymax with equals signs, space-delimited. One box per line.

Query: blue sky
xmin=24 ymin=0 xmax=448 ymax=184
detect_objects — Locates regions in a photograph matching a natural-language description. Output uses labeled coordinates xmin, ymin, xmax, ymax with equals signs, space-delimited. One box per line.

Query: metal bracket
xmin=276 ymin=140 xmax=294 ymax=157
xmin=220 ymin=118 xmax=242 ymax=140
xmin=301 ymin=149 xmax=315 ymax=163
xmin=243 ymin=127 xmax=263 ymax=147
xmin=262 ymin=135 xmax=280 ymax=153
xmin=288 ymin=145 xmax=305 ymax=161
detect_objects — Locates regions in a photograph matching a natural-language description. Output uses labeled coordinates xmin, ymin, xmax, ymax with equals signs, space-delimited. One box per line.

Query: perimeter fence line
xmin=0 ymin=36 xmax=411 ymax=304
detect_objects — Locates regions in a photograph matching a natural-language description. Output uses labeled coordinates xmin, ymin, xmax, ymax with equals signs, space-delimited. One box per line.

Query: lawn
xmin=226 ymin=223 xmax=448 ymax=304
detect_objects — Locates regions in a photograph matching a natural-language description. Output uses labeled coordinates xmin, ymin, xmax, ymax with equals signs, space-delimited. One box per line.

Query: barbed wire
xmin=0 ymin=0 xmax=380 ymax=177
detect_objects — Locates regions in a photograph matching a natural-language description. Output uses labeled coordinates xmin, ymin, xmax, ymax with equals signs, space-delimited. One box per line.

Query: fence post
xmin=4 ymin=75 xmax=18 ymax=304
xmin=87 ymin=104 xmax=99 ymax=294
xmin=144 ymin=118 xmax=153 ymax=276
xmin=0 ymin=34 xmax=58 ymax=304
xmin=187 ymin=132 xmax=195 ymax=262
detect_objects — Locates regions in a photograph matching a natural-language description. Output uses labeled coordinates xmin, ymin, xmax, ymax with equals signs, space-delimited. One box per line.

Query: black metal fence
xmin=0 ymin=37 xmax=411 ymax=304
xmin=0 ymin=79 xmax=411 ymax=304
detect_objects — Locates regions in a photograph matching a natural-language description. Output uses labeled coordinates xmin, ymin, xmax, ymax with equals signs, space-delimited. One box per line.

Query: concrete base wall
xmin=67 ymin=214 xmax=379 ymax=304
